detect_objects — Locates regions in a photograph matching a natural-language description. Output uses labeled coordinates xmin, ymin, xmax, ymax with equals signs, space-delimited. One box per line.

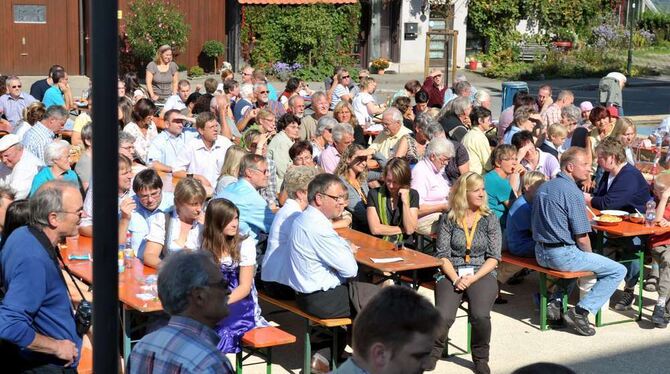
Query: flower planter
xmin=552 ymin=41 xmax=573 ymax=50
xmin=468 ymin=60 xmax=478 ymax=70
xmin=377 ymin=69 xmax=385 ymax=75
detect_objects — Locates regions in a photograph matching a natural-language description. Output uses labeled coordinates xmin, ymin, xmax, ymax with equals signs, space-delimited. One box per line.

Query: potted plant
xmin=370 ymin=57 xmax=390 ymax=74
xmin=467 ymin=55 xmax=479 ymax=70
xmin=202 ymin=40 xmax=226 ymax=73
xmin=551 ymin=28 xmax=575 ymax=51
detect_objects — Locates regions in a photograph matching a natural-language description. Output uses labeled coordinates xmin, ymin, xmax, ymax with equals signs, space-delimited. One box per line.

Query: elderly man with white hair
xmin=0 ymin=76 xmax=37 ymax=131
xmin=411 ymin=137 xmax=455 ymax=235
xmin=29 ymin=140 xmax=81 ymax=196
xmin=0 ymin=134 xmax=44 ymax=199
xmin=233 ymin=83 xmax=255 ymax=123
xmin=254 ymin=83 xmax=285 ymax=118
xmin=319 ymin=122 xmax=355 ymax=173
xmin=369 ymin=107 xmax=413 ymax=160
xmin=438 ymin=96 xmax=472 ymax=143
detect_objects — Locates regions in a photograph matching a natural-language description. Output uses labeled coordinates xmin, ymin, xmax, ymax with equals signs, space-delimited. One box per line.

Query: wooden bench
xmin=78 ymin=346 xmax=93 ymax=374
xmin=519 ymin=42 xmax=547 ymax=62
xmin=501 ymin=253 xmax=593 ymax=330
xmin=236 ymin=326 xmax=297 ymax=374
xmin=258 ymin=292 xmax=351 ymax=374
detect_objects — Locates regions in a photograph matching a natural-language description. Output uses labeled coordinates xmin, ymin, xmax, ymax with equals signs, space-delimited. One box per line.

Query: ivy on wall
xmin=241 ymin=3 xmax=361 ymax=81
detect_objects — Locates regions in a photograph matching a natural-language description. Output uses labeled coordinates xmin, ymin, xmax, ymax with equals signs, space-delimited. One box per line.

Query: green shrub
xmin=188 ymin=66 xmax=204 ymax=77
xmin=202 ymin=40 xmax=225 ymax=58
xmin=241 ymin=4 xmax=361 ymax=81
xmin=177 ymin=63 xmax=188 ymax=72
xmin=125 ymin=0 xmax=190 ymax=63
xmin=639 ymin=11 xmax=670 ymax=41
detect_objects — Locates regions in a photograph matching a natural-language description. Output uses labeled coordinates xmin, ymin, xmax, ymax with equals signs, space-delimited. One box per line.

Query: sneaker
xmin=652 ymin=305 xmax=669 ymax=328
xmin=563 ymin=308 xmax=596 ymax=336
xmin=613 ymin=289 xmax=635 ymax=311
xmin=473 ymin=360 xmax=491 ymax=374
xmin=644 ymin=276 xmax=659 ymax=292
xmin=547 ymin=299 xmax=562 ymax=321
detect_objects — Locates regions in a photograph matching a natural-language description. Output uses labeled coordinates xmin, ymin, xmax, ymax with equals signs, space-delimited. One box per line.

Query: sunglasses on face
xmin=258 ymin=90 xmax=269 ymax=94
xmin=341 ymin=75 xmax=350 ymax=79
xmin=11 ymin=85 xmax=21 ymax=89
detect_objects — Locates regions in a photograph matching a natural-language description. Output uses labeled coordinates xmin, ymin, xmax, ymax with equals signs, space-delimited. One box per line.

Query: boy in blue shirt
xmin=505 ymin=171 xmax=546 ymax=257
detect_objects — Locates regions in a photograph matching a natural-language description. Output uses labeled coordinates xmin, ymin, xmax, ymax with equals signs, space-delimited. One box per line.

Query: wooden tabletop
xmin=590 ymin=208 xmax=670 ymax=238
xmin=336 ymin=227 xmax=441 ymax=273
xmin=61 ymin=236 xmax=163 ymax=313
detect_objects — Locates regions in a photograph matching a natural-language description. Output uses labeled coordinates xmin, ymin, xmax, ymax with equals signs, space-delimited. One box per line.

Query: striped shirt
xmin=22 ymin=122 xmax=55 ymax=162
xmin=129 ymin=316 xmax=233 ymax=374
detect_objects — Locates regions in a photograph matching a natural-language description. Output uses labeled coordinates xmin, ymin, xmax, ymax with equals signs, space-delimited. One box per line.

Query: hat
xmin=0 ymin=134 xmax=20 ymax=152
xmin=606 ymin=106 xmax=620 ymax=118
xmin=606 ymin=72 xmax=627 ymax=84
xmin=579 ymin=101 xmax=594 ymax=112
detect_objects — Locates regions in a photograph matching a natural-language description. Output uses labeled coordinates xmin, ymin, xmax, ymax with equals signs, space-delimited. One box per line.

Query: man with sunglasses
xmin=254 ymin=83 xmax=285 ymax=118
xmin=129 ymin=251 xmax=234 ymax=373
xmin=0 ymin=76 xmax=37 ymax=131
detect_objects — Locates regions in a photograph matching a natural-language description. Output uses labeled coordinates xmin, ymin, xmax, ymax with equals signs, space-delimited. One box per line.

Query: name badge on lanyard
xmin=461 ymin=212 xmax=480 ymax=265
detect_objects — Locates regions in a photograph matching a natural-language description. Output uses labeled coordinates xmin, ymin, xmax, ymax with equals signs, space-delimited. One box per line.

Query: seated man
xmin=128 ymin=251 xmax=234 ymax=373
xmin=22 ymin=105 xmax=68 ymax=162
xmin=261 ymin=166 xmax=320 ymax=299
xmin=334 ymin=286 xmax=442 ymax=374
xmin=512 ymin=130 xmax=560 ymax=179
xmin=411 ymin=138 xmax=454 ymax=236
xmin=147 ymin=109 xmax=197 ymax=173
xmin=217 ymin=154 xmax=275 ymax=240
xmin=172 ymin=112 xmax=232 ymax=190
xmin=585 ymin=137 xmax=651 ymax=311
xmin=0 ymin=134 xmax=43 ymax=199
xmin=161 ymin=79 xmax=190 ymax=115
xmin=369 ymin=108 xmax=412 ymax=161
xmin=124 ymin=169 xmax=174 ymax=259
xmin=319 ymin=122 xmax=355 ymax=174
xmin=532 ymin=147 xmax=626 ymax=336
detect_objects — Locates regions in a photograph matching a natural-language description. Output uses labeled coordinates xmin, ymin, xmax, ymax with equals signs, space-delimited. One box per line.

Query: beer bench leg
xmin=539 ymin=273 xmax=549 ymax=331
xmin=304 ymin=320 xmax=311 ymax=374
xmin=123 ymin=306 xmax=131 ymax=364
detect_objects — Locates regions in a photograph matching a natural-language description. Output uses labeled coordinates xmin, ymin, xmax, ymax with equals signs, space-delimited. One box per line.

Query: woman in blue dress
xmin=201 ymin=198 xmax=268 ymax=353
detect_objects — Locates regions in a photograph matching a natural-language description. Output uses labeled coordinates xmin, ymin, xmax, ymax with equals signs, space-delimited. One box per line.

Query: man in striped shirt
xmin=128 ymin=252 xmax=234 ymax=373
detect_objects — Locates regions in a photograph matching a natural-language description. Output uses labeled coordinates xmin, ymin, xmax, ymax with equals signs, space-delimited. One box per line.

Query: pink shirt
xmin=318 ymin=146 xmax=341 ymax=174
xmin=411 ymin=158 xmax=450 ymax=207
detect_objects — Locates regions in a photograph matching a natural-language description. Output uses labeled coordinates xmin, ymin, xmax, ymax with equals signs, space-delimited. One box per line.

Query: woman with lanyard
xmin=366 ymin=157 xmax=418 ymax=247
xmin=429 ymin=171 xmax=501 ymax=374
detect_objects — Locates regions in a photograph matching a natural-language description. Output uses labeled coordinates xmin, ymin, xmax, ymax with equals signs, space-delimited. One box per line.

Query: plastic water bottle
xmin=123 ymin=232 xmax=134 ymax=269
xmin=118 ymin=246 xmax=125 ymax=273
xmin=645 ymin=199 xmax=657 ymax=227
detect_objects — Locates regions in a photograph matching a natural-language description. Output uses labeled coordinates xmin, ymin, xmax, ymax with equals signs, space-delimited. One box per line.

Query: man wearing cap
xmin=542 ymin=90 xmax=574 ymax=127
xmin=0 ymin=134 xmax=44 ymax=199
xmin=599 ymin=72 xmax=627 ymax=116
xmin=0 ymin=76 xmax=37 ymax=131
xmin=421 ymin=69 xmax=447 ymax=109
xmin=147 ymin=109 xmax=197 ymax=173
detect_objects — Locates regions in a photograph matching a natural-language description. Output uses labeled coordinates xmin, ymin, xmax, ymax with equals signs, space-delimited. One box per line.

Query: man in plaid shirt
xmin=128 ymin=252 xmax=233 ymax=373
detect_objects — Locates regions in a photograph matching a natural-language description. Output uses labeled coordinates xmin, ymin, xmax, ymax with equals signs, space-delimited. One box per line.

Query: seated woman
xmin=586 ymin=136 xmax=650 ymax=311
xmin=335 ymin=144 xmax=371 ymax=232
xmin=610 ymin=117 xmax=637 ymax=165
xmin=483 ymin=144 xmax=521 ymax=229
xmin=200 ymin=198 xmax=269 ymax=353
xmin=367 ymin=158 xmax=419 ymax=246
xmin=214 ymin=145 xmax=247 ymax=196
xmin=143 ymin=178 xmax=206 ymax=268
xmin=411 ymin=138 xmax=454 ymax=236
xmin=334 ymin=101 xmax=365 ymax=147
xmin=430 ymin=171 xmax=501 ymax=373
xmin=30 ymin=140 xmax=82 ymax=197
xmin=124 ymin=98 xmax=158 ymax=165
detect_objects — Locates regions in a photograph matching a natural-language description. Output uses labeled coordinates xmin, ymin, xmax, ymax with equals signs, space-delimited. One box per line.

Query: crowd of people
xmin=0 ymin=45 xmax=665 ymax=374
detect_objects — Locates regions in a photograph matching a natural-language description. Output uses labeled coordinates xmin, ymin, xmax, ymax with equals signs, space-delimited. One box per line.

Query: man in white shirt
xmin=0 ymin=134 xmax=44 ymax=199
xmin=148 ymin=110 xmax=197 ymax=173
xmin=172 ymin=112 xmax=232 ymax=189
xmin=261 ymin=166 xmax=319 ymax=299
xmin=161 ymin=79 xmax=190 ymax=115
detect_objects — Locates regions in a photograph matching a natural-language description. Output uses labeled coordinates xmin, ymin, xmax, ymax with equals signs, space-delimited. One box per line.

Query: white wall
xmin=397 ymin=0 xmax=430 ymax=73
xmin=452 ymin=0 xmax=468 ymax=68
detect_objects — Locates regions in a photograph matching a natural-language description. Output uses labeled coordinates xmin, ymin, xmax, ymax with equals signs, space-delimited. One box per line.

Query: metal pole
xmin=627 ymin=0 xmax=635 ymax=76
xmin=451 ymin=30 xmax=458 ymax=88
xmin=91 ymin=0 xmax=119 ymax=373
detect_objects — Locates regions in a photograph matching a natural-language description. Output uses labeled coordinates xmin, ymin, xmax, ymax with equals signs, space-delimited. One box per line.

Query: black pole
xmin=90 ymin=0 xmax=119 ymax=373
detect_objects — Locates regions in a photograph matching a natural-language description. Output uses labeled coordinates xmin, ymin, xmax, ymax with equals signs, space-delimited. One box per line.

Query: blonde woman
xmin=145 ymin=44 xmax=179 ymax=101
xmin=215 ymin=145 xmax=248 ymax=195
xmin=610 ymin=117 xmax=637 ymax=165
xmin=430 ymin=171 xmax=501 ymax=373
xmin=334 ymin=101 xmax=365 ymax=146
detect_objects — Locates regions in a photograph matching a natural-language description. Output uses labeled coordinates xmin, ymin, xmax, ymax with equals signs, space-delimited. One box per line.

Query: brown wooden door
xmin=0 ymin=0 xmax=79 ymax=75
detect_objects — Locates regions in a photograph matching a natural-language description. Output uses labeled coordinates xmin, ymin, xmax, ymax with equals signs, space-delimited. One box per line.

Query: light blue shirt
xmin=42 ymin=85 xmax=64 ymax=108
xmin=503 ymin=125 xmax=521 ymax=145
xmin=217 ymin=178 xmax=274 ymax=239
xmin=286 ymin=206 xmax=358 ymax=293
xmin=128 ymin=192 xmax=174 ymax=259
xmin=22 ymin=122 xmax=55 ymax=162
xmin=261 ymin=199 xmax=302 ymax=284
xmin=0 ymin=93 xmax=37 ymax=128
xmin=146 ymin=129 xmax=197 ymax=168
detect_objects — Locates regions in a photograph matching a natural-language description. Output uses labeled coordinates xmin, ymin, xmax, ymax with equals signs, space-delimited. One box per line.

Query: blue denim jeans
xmin=535 ymin=244 xmax=626 ymax=314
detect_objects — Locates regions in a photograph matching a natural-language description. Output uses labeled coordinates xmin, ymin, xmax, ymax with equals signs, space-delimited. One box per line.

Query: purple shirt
xmin=0 ymin=93 xmax=37 ymax=128
xmin=318 ymin=146 xmax=341 ymax=173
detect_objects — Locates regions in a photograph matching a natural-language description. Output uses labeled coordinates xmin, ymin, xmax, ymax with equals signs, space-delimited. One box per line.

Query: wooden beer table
xmin=336 ymin=227 xmax=441 ymax=289
xmin=61 ymin=236 xmax=162 ymax=363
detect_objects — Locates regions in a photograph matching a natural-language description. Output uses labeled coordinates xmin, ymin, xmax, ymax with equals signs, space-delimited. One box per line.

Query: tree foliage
xmin=468 ymin=0 xmax=522 ymax=53
xmin=241 ymin=4 xmax=361 ymax=81
xmin=125 ymin=0 xmax=190 ymax=63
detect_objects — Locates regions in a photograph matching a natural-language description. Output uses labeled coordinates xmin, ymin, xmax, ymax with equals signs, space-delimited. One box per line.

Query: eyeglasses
xmin=58 ymin=208 xmax=84 ymax=216
xmin=11 ymin=85 xmax=21 ymax=89
xmin=251 ymin=168 xmax=270 ymax=175
xmin=341 ymin=75 xmax=350 ymax=79
xmin=137 ymin=190 xmax=161 ymax=201
xmin=120 ymin=145 xmax=135 ymax=150
xmin=257 ymin=90 xmax=269 ymax=94
xmin=319 ymin=192 xmax=348 ymax=203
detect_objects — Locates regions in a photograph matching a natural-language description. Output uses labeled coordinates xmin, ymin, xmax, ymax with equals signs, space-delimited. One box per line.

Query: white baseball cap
xmin=0 ymin=134 xmax=21 ymax=152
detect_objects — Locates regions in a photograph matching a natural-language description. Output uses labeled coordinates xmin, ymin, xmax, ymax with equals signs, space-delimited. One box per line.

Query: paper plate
xmin=599 ymin=210 xmax=628 ymax=216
